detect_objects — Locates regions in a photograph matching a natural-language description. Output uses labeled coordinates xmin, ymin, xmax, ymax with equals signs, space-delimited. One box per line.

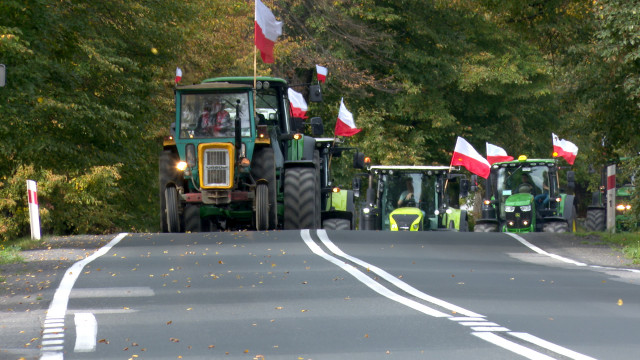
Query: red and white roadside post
xmin=606 ymin=164 xmax=616 ymax=233
xmin=27 ymin=180 xmax=41 ymax=240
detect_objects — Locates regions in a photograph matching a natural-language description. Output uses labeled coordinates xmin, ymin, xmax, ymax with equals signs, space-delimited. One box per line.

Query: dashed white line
xmin=74 ymin=312 xmax=97 ymax=352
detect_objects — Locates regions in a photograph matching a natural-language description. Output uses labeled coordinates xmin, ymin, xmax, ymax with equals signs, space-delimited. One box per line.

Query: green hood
xmin=504 ymin=193 xmax=534 ymax=207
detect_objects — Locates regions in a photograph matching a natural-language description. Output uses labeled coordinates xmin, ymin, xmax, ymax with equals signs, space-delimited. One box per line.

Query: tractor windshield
xmin=495 ymin=164 xmax=552 ymax=218
xmin=179 ymin=92 xmax=251 ymax=139
xmin=380 ymin=172 xmax=438 ymax=226
xmin=255 ymin=86 xmax=291 ymax=135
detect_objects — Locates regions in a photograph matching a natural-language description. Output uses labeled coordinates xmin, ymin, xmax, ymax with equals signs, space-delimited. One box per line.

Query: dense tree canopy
xmin=1 ymin=0 xmax=639 ymax=238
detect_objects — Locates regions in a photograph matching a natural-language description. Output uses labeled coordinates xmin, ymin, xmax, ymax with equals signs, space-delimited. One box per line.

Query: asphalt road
xmin=4 ymin=230 xmax=640 ymax=360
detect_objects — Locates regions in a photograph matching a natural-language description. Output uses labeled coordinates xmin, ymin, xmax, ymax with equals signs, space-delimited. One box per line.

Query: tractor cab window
xmin=255 ymin=87 xmax=289 ymax=135
xmin=179 ymin=92 xmax=251 ymax=139
xmin=497 ymin=166 xmax=548 ymax=197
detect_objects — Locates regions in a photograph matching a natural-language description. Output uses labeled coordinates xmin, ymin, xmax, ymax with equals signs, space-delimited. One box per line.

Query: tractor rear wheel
xmin=255 ymin=183 xmax=269 ymax=231
xmin=251 ymin=148 xmax=277 ymax=229
xmin=474 ymin=223 xmax=498 ymax=232
xmin=284 ymin=167 xmax=319 ymax=229
xmin=543 ymin=221 xmax=569 ymax=233
xmin=164 ymin=186 xmax=181 ymax=233
xmin=323 ymin=218 xmax=351 ymax=230
xmin=586 ymin=208 xmax=606 ymax=231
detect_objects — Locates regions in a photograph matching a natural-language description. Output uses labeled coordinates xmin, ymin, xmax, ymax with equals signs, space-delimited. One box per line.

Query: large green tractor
xmin=474 ymin=156 xmax=577 ymax=233
xmin=160 ymin=76 xmax=324 ymax=232
xmin=586 ymin=161 xmax=636 ymax=232
xmin=359 ymin=166 xmax=472 ymax=231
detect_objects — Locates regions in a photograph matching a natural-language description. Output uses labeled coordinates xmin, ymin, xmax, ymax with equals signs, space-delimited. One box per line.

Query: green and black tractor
xmin=159 ymin=76 xmax=325 ymax=232
xmin=359 ymin=166 xmax=472 ymax=231
xmin=474 ymin=156 xmax=577 ymax=233
xmin=586 ymin=161 xmax=637 ymax=232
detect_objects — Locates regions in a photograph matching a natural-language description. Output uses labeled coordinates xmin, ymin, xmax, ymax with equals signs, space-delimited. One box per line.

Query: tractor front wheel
xmin=323 ymin=218 xmax=351 ymax=230
xmin=255 ymin=183 xmax=269 ymax=231
xmin=164 ymin=186 xmax=181 ymax=233
xmin=543 ymin=221 xmax=569 ymax=233
xmin=474 ymin=223 xmax=498 ymax=232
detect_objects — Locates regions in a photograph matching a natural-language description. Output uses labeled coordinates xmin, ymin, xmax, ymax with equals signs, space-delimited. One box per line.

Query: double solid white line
xmin=301 ymin=229 xmax=596 ymax=360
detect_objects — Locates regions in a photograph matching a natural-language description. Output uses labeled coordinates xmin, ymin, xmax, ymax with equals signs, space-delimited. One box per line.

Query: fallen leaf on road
xmin=618 ymin=299 xmax=624 ymax=306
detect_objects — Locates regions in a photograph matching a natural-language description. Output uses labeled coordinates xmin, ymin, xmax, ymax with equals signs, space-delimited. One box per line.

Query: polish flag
xmin=255 ymin=0 xmax=283 ymax=63
xmin=316 ymin=65 xmax=328 ymax=83
xmin=288 ymin=88 xmax=308 ymax=119
xmin=552 ymin=133 xmax=578 ymax=165
xmin=175 ymin=67 xmax=182 ymax=84
xmin=451 ymin=137 xmax=491 ymax=179
xmin=335 ymin=98 xmax=361 ymax=137
xmin=486 ymin=142 xmax=514 ymax=164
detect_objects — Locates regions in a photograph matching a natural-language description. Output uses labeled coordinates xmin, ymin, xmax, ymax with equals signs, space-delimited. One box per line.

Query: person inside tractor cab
xmin=534 ymin=176 xmax=550 ymax=207
xmin=398 ymin=178 xmax=416 ymax=207
xmin=196 ymin=100 xmax=232 ymax=137
xmin=195 ymin=101 xmax=214 ymax=136
xmin=518 ymin=173 xmax=536 ymax=195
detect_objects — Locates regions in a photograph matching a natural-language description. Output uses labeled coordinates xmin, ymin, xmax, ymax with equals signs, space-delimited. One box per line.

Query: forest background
xmin=1 ymin=0 xmax=640 ymax=240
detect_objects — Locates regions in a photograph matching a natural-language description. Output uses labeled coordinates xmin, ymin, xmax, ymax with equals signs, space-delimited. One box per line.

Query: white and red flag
xmin=335 ymin=98 xmax=361 ymax=137
xmin=486 ymin=142 xmax=514 ymax=164
xmin=175 ymin=67 xmax=182 ymax=84
xmin=255 ymin=0 xmax=282 ymax=63
xmin=288 ymin=88 xmax=308 ymax=119
xmin=451 ymin=137 xmax=491 ymax=179
xmin=552 ymin=133 xmax=578 ymax=165
xmin=316 ymin=65 xmax=328 ymax=83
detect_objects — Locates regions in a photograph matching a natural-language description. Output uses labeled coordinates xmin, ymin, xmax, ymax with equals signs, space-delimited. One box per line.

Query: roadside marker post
xmin=27 ymin=180 xmax=41 ymax=240
xmin=606 ymin=164 xmax=616 ymax=233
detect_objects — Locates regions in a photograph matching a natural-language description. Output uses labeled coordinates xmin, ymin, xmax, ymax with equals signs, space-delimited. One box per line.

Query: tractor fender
xmin=284 ymin=160 xmax=316 ymax=169
xmin=302 ymin=137 xmax=317 ymax=161
xmin=561 ymin=194 xmax=576 ymax=221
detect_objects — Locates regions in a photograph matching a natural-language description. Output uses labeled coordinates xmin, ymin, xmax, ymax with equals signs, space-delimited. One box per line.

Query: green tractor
xmin=315 ymin=138 xmax=368 ymax=230
xmin=586 ymin=162 xmax=636 ymax=232
xmin=359 ymin=166 xmax=472 ymax=231
xmin=160 ymin=76 xmax=325 ymax=232
xmin=474 ymin=156 xmax=577 ymax=233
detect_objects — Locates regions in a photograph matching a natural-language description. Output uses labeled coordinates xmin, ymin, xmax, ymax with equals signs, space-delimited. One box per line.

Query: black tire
xmin=185 ymin=205 xmax=209 ymax=232
xmin=165 ymin=186 xmax=181 ymax=233
xmin=159 ymin=150 xmax=180 ymax=232
xmin=313 ymin=150 xmax=322 ymax=229
xmin=586 ymin=208 xmax=606 ymax=231
xmin=255 ymin=183 xmax=269 ymax=231
xmin=284 ymin=167 xmax=319 ymax=229
xmin=474 ymin=223 xmax=498 ymax=232
xmin=323 ymin=218 xmax=351 ymax=230
xmin=543 ymin=221 xmax=569 ymax=233
xmin=251 ymin=148 xmax=277 ymax=230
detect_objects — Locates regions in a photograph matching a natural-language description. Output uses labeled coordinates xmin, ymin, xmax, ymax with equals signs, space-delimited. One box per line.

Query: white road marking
xmin=473 ymin=332 xmax=557 ymax=360
xmin=309 ymin=230 xmax=599 ymax=360
xmin=39 ymin=233 xmax=128 ymax=360
xmin=300 ymin=230 xmax=449 ymax=318
xmin=70 ymin=286 xmax=154 ymax=298
xmin=74 ymin=312 xmax=97 ymax=352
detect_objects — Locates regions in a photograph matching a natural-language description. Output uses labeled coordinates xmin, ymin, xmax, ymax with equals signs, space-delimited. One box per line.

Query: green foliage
xmin=0 ymin=165 xmax=122 ymax=242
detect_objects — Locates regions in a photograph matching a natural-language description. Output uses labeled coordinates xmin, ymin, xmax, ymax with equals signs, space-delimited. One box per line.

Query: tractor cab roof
xmin=175 ymin=82 xmax=251 ymax=91
xmin=369 ymin=165 xmax=454 ymax=174
xmin=491 ymin=158 xmax=557 ymax=169
xmin=202 ymin=76 xmax=288 ymax=87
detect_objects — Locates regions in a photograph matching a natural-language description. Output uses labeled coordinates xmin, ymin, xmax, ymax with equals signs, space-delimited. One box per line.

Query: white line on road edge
xmin=311 ymin=230 xmax=598 ymax=360
xmin=506 ymin=232 xmax=640 ymax=274
xmin=40 ymin=233 xmax=129 ymax=360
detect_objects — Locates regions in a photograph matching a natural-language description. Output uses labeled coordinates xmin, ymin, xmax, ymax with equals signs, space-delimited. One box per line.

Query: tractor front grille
xmin=198 ymin=143 xmax=234 ymax=189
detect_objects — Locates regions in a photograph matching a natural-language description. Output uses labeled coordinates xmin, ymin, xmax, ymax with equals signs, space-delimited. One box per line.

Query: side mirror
xmin=292 ymin=117 xmax=305 ymax=132
xmin=353 ymin=152 xmax=366 ymax=169
xmin=309 ymin=85 xmax=322 ymax=102
xmin=310 ymin=117 xmax=323 ymax=137
xmin=567 ymin=171 xmax=576 ymax=192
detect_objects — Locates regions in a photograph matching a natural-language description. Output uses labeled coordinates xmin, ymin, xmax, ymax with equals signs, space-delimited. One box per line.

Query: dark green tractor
xmin=160 ymin=77 xmax=323 ymax=232
xmin=474 ymin=156 xmax=577 ymax=233
xmin=586 ymin=161 xmax=636 ymax=232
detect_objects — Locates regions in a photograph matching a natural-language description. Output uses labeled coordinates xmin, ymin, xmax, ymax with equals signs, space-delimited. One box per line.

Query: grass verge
xmin=599 ymin=232 xmax=640 ymax=264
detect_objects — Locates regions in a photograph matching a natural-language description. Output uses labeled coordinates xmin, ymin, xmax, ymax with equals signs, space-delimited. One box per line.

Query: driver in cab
xmin=397 ymin=178 xmax=415 ymax=207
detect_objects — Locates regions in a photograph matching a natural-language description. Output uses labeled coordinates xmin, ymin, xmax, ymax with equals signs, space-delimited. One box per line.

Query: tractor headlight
xmin=505 ymin=206 xmax=515 ymax=212
xmin=362 ymin=207 xmax=370 ymax=214
xmin=412 ymin=223 xmax=419 ymax=230
xmin=520 ymin=205 xmax=531 ymax=212
xmin=176 ymin=161 xmax=188 ymax=171
xmin=616 ymin=204 xmax=632 ymax=211
xmin=391 ymin=223 xmax=398 ymax=230
xmin=446 ymin=208 xmax=452 ymax=214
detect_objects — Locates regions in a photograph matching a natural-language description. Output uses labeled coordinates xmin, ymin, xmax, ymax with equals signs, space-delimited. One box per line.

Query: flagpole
xmin=253 ymin=45 xmax=257 ymax=117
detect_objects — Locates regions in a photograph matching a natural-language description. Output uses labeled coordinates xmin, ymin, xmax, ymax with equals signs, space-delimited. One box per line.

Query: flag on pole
xmin=255 ymin=0 xmax=283 ymax=63
xmin=175 ymin=67 xmax=182 ymax=84
xmin=316 ymin=65 xmax=328 ymax=83
xmin=288 ymin=88 xmax=308 ymax=119
xmin=552 ymin=133 xmax=578 ymax=165
xmin=486 ymin=142 xmax=514 ymax=164
xmin=451 ymin=137 xmax=491 ymax=178
xmin=335 ymin=98 xmax=361 ymax=136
